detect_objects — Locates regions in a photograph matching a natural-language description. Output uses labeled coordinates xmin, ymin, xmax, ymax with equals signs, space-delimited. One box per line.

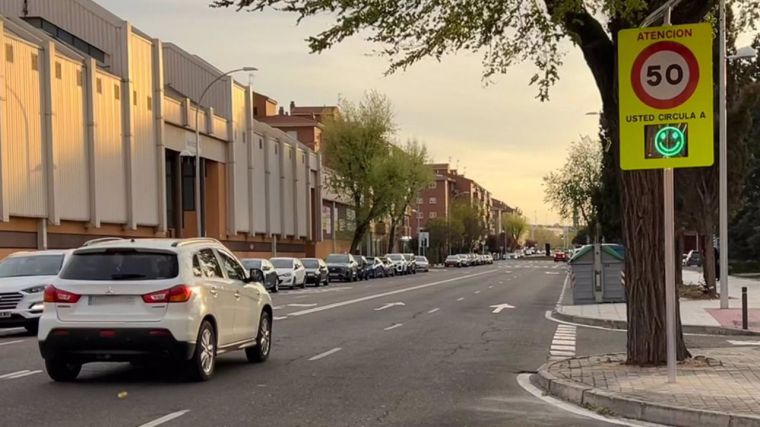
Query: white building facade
xmin=0 ymin=0 xmax=322 ymax=258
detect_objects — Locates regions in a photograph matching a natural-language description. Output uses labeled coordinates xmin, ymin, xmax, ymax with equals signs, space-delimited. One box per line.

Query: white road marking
xmin=552 ymin=339 xmax=576 ymax=345
xmin=384 ymin=323 xmax=403 ymax=331
xmin=0 ymin=340 xmax=25 ymax=347
xmin=138 ymin=410 xmax=190 ymax=427
xmin=4 ymin=370 xmax=41 ymax=380
xmin=550 ymin=350 xmax=576 ymax=356
xmin=490 ymin=303 xmax=515 ymax=313
xmin=545 ymin=272 xmax=561 ymax=275
xmin=287 ymin=269 xmax=498 ymax=317
xmin=488 ymin=285 xmax=494 ymax=289
xmin=516 ymin=374 xmax=659 ymax=427
xmin=474 ymin=290 xmax=481 ymax=294
xmin=551 ymin=345 xmax=576 ymax=351
xmin=308 ymin=347 xmax=342 ymax=361
xmin=457 ymin=297 xmax=465 ymax=302
xmin=728 ymin=340 xmax=760 ymax=346
xmin=273 ymin=316 xmax=288 ymax=321
xmin=374 ymin=302 xmax=405 ymax=311
xmin=0 ymin=370 xmax=29 ymax=379
xmin=427 ymin=308 xmax=440 ymax=314
xmin=287 ymin=303 xmax=318 ymax=307
xmin=273 ymin=305 xmax=285 ymax=310
xmin=548 ymin=324 xmax=576 ymax=359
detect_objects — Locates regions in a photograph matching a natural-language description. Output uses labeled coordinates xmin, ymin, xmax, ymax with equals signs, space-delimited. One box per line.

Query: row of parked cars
xmin=443 ymin=253 xmax=494 ymax=268
xmin=240 ymin=253 xmax=432 ymax=292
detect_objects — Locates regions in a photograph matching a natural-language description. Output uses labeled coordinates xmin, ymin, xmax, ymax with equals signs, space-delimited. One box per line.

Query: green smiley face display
xmin=654 ymin=126 xmax=686 ymax=157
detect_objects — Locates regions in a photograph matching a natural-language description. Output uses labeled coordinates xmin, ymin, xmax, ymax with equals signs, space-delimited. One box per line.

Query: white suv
xmin=38 ymin=238 xmax=273 ymax=382
xmin=0 ymin=250 xmax=71 ymax=333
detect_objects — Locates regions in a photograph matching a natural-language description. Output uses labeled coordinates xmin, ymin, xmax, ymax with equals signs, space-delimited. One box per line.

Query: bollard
xmin=742 ymin=287 xmax=748 ymax=330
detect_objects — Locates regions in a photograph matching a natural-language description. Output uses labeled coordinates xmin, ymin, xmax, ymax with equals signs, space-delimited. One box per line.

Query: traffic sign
xmin=618 ymin=23 xmax=713 ymax=170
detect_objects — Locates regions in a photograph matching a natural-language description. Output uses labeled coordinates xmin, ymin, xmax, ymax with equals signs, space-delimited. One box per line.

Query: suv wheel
xmin=186 ymin=320 xmax=216 ymax=381
xmin=246 ymin=311 xmax=271 ymax=363
xmin=45 ymin=357 xmax=81 ymax=382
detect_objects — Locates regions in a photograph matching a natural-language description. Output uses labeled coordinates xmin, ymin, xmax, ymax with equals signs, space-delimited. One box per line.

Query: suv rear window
xmin=60 ymin=250 xmax=178 ymax=281
xmin=302 ymin=259 xmax=319 ymax=268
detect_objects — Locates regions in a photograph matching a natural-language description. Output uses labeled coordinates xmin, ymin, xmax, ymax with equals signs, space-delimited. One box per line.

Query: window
xmin=253 ymin=106 xmax=258 ymax=116
xmin=274 ymin=144 xmax=278 ymax=155
xmin=0 ymin=255 xmax=63 ymax=278
xmin=147 ymin=96 xmax=152 ymax=111
xmin=217 ymin=251 xmax=246 ymax=281
xmin=96 ymin=78 xmax=102 ymax=94
xmin=5 ymin=44 xmax=12 ymax=63
xmin=181 ymin=158 xmax=195 ymax=211
xmin=114 ymin=84 xmax=120 ymax=100
xmin=31 ymin=53 xmax=38 ymax=71
xmin=60 ymin=250 xmax=179 ymax=280
xmin=76 ymin=69 xmax=82 ymax=86
xmin=417 ymin=197 xmax=423 ymax=205
xmin=23 ymin=16 xmax=107 ymax=63
xmin=193 ymin=249 xmax=223 ymax=278
xmin=54 ymin=62 xmax=62 ymax=79
xmin=259 ymin=139 xmax=263 ymax=149
xmin=133 ymin=90 xmax=137 ymax=106
xmin=417 ymin=212 xmax=423 ymax=219
xmin=429 ymin=197 xmax=437 ymax=204
xmin=429 ymin=212 xmax=437 ymax=219
xmin=428 ymin=182 xmax=437 ymax=189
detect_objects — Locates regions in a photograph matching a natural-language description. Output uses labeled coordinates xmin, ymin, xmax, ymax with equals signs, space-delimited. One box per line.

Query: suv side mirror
xmin=249 ymin=268 xmax=265 ymax=283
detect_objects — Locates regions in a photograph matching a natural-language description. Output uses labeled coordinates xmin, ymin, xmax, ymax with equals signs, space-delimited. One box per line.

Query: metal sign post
xmin=619 ymin=3 xmax=713 ymax=384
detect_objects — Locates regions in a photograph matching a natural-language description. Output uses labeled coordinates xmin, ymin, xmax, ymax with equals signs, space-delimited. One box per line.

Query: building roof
xmin=290 ymin=105 xmax=338 ymax=116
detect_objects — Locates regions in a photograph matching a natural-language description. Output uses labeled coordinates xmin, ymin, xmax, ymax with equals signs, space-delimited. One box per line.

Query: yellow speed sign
xmin=618 ymin=23 xmax=713 ymax=170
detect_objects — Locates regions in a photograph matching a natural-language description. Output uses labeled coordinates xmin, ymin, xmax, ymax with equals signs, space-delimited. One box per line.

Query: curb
xmin=552 ymin=309 xmax=760 ymax=337
xmin=532 ymin=357 xmax=760 ymax=427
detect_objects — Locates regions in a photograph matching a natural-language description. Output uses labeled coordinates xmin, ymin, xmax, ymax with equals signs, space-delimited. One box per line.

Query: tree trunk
xmin=622 ymin=170 xmax=690 ymax=365
xmin=675 ymin=229 xmax=684 ymax=286
xmin=387 ymin=218 xmax=399 ymax=253
xmin=350 ymin=221 xmax=369 ymax=253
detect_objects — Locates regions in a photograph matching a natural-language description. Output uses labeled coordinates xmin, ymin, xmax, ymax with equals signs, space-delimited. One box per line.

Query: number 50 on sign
xmin=618 ymin=23 xmax=713 ymax=170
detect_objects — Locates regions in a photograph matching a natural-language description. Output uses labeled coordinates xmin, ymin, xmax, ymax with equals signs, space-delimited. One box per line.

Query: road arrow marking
xmin=287 ymin=303 xmax=318 ymax=307
xmin=490 ymin=304 xmax=515 ymax=313
xmin=728 ymin=340 xmax=760 ymax=346
xmin=374 ymin=302 xmax=405 ymax=311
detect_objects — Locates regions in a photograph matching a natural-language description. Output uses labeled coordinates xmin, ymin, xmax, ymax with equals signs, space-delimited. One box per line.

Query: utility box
xmin=569 ymin=244 xmax=625 ymax=304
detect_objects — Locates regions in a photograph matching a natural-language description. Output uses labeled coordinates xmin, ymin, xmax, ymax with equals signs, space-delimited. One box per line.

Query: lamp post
xmin=194 ymin=66 xmax=258 ymax=237
xmin=718 ymin=0 xmax=756 ymax=308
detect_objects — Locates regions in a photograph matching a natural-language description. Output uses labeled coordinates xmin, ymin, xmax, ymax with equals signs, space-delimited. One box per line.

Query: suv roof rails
xmin=171 ymin=237 xmax=222 ymax=247
xmin=82 ymin=237 xmax=125 ymax=247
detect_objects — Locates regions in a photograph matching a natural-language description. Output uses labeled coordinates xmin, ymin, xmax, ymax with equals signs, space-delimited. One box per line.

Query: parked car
xmin=445 ymin=255 xmax=463 ymax=268
xmin=415 ymin=256 xmax=430 ymax=272
xmin=270 ymin=257 xmax=306 ymax=288
xmin=301 ymin=258 xmax=329 ymax=287
xmin=385 ymin=254 xmax=408 ymax=275
xmin=241 ymin=258 xmax=279 ymax=293
xmin=457 ymin=254 xmax=472 ymax=267
xmin=38 ymin=238 xmax=273 ymax=382
xmin=484 ymin=254 xmax=494 ymax=264
xmin=554 ymin=251 xmax=568 ymax=262
xmin=367 ymin=257 xmax=387 ymax=278
xmin=403 ymin=253 xmax=417 ymax=274
xmin=0 ymin=249 xmax=72 ymax=333
xmin=325 ymin=253 xmax=359 ymax=282
xmin=685 ymin=250 xmax=702 ymax=267
xmin=357 ymin=256 xmax=372 ymax=281
xmin=380 ymin=257 xmax=396 ymax=277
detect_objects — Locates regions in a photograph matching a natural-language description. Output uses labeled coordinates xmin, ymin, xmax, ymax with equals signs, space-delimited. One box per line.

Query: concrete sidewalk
xmin=533 ymin=348 xmax=760 ymax=426
xmin=556 ymin=270 xmax=760 ymax=334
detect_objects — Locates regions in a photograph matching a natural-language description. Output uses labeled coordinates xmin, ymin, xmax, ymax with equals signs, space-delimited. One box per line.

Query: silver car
xmin=414 ymin=256 xmax=430 ymax=272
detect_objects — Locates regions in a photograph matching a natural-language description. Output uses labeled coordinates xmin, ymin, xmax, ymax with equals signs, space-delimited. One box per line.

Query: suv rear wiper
xmin=110 ymin=273 xmax=147 ymax=280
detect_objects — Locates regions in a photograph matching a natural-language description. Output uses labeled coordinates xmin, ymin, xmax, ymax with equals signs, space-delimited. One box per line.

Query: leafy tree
xmin=385 ymin=140 xmax=434 ymax=252
xmin=322 ymin=91 xmax=396 ymax=252
xmin=543 ymin=137 xmax=602 ymax=233
xmin=450 ymin=200 xmax=488 ymax=252
xmin=214 ymin=0 xmax=760 ymax=364
xmin=502 ymin=212 xmax=528 ymax=251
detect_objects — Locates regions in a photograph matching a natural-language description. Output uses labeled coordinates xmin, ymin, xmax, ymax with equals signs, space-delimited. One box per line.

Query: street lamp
xmin=194 ymin=66 xmax=258 ymax=237
xmin=719 ymin=0 xmax=757 ymax=308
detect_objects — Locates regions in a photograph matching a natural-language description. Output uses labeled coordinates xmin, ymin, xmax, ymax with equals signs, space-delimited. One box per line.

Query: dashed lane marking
xmin=273 ymin=316 xmax=288 ymax=321
xmin=138 ymin=410 xmax=190 ymax=427
xmin=384 ymin=323 xmax=403 ymax=331
xmin=457 ymin=297 xmax=465 ymax=302
xmin=428 ymin=308 xmax=440 ymax=314
xmin=308 ymin=347 xmax=342 ymax=361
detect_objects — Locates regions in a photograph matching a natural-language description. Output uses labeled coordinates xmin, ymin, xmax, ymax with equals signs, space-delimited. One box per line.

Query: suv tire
xmin=186 ymin=320 xmax=216 ymax=382
xmin=246 ymin=311 xmax=271 ymax=363
xmin=45 ymin=357 xmax=81 ymax=382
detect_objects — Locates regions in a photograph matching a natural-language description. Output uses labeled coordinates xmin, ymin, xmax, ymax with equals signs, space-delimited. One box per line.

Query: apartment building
xmin=0 ymin=0 xmax=321 ymax=258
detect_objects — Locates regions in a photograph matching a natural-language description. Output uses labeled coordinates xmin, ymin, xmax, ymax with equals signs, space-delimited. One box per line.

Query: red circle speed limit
xmin=630 ymin=41 xmax=699 ymax=109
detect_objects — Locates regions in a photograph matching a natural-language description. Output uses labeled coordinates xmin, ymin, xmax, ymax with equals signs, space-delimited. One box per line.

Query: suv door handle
xmin=234 ymin=290 xmax=241 ymax=299
xmin=209 ymin=286 xmax=218 ymax=296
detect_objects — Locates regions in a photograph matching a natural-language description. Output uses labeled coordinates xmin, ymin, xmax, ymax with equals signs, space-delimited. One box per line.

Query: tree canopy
xmin=502 ymin=212 xmax=528 ymax=250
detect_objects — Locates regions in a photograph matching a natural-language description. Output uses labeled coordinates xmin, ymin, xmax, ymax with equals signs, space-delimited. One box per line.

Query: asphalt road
xmin=2 ymin=259 xmax=757 ymax=427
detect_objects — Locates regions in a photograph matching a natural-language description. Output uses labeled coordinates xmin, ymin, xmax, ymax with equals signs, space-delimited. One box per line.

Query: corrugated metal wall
xmin=162 ymin=44 xmax=230 ymax=118
xmin=231 ymin=85 xmax=249 ymax=233
xmin=252 ymin=133 xmax=267 ymax=233
xmin=296 ymin=149 xmax=307 ymax=237
xmin=4 ymin=36 xmax=45 ymax=217
xmin=282 ymin=144 xmax=294 ymax=236
xmin=52 ymin=55 xmax=88 ymax=220
xmin=93 ymin=70 xmax=126 ymax=223
xmin=129 ymin=32 xmax=157 ymax=226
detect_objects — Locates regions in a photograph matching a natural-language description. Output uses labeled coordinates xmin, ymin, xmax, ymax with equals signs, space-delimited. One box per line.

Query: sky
xmin=98 ymin=0 xmax=604 ymax=225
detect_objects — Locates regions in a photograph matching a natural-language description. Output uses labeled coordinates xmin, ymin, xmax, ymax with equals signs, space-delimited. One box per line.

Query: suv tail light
xmin=142 ymin=285 xmax=192 ymax=304
xmin=43 ymin=286 xmax=81 ymax=303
